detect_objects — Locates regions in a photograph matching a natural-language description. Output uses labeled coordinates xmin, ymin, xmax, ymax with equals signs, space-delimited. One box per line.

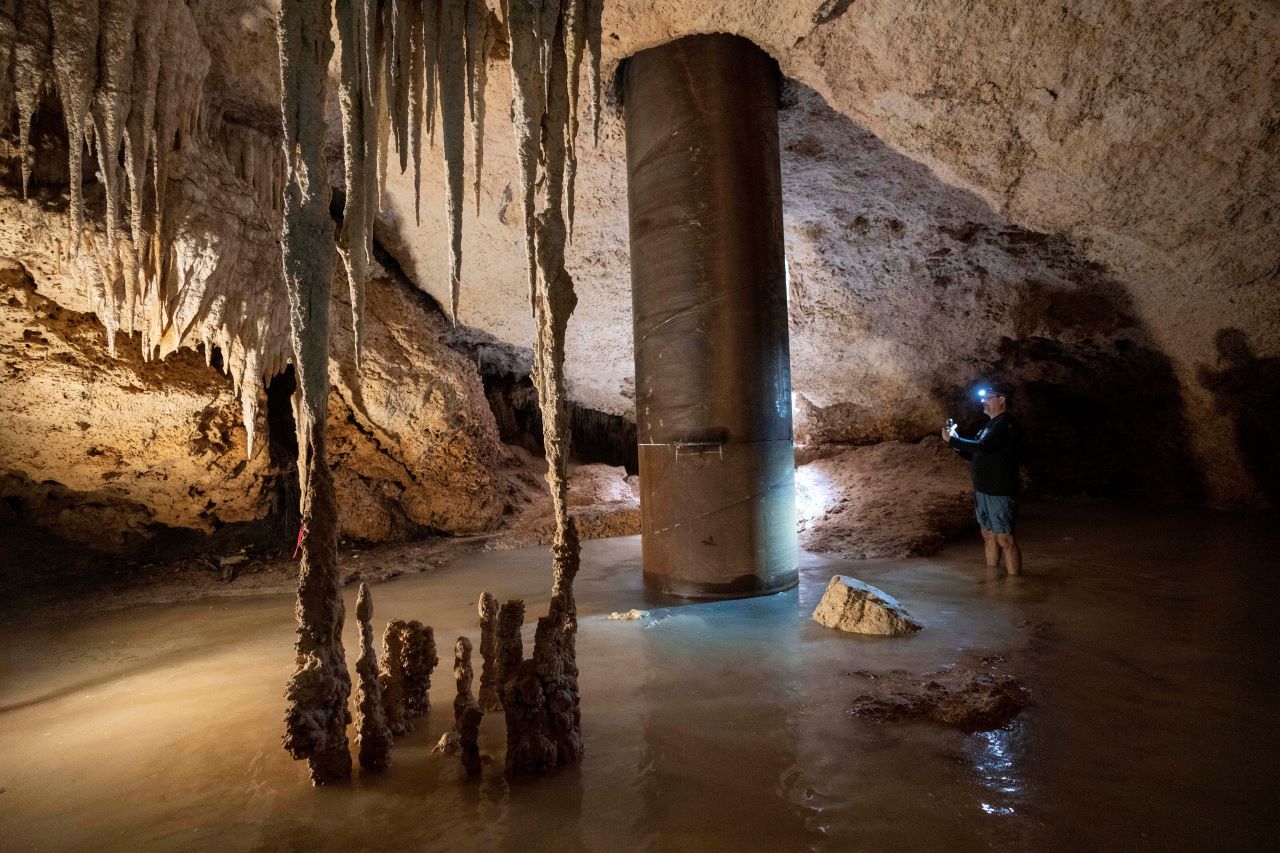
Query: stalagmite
xmin=12 ymin=0 xmax=51 ymax=198
xmin=439 ymin=0 xmax=466 ymax=321
xmin=379 ymin=620 xmax=411 ymax=736
xmin=402 ymin=619 xmax=440 ymax=720
xmin=503 ymin=0 xmax=544 ymax=311
xmin=354 ymin=584 xmax=393 ymax=771
xmin=453 ymin=636 xmax=483 ymax=776
xmin=48 ymin=0 xmax=99 ymax=249
xmin=277 ymin=0 xmax=353 ymax=786
xmin=477 ymin=591 xmax=501 ymax=711
xmin=379 ymin=618 xmax=439 ymax=735
xmin=465 ymin=0 xmax=494 ymax=214
xmin=335 ymin=0 xmax=371 ymax=369
xmin=495 ymin=598 xmax=524 ymax=691
xmin=585 ymin=0 xmax=602 ymax=146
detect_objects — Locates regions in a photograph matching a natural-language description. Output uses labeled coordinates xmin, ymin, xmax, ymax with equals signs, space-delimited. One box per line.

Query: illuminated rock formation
xmin=354 ymin=583 xmax=393 ymax=772
xmin=477 ymin=592 xmax=501 ymax=712
xmin=379 ymin=618 xmax=439 ymax=737
xmin=452 ymin=636 xmax=483 ymax=777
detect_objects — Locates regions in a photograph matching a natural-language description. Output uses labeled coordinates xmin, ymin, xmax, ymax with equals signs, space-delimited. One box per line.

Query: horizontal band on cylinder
xmin=639 ymin=439 xmax=798 ymax=598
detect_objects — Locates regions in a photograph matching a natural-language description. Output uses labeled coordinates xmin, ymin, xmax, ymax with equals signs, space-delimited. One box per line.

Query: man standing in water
xmin=944 ymin=383 xmax=1023 ymax=576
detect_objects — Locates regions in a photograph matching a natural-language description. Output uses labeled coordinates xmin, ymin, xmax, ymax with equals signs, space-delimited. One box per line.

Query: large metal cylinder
xmin=622 ymin=34 xmax=798 ymax=598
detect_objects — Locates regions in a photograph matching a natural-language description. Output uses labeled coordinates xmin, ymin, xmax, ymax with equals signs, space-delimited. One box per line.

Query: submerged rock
xmin=848 ymin=666 xmax=1030 ymax=732
xmin=812 ymin=576 xmax=922 ymax=636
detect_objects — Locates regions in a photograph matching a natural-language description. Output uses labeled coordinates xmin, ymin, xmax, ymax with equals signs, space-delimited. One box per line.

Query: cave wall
xmin=2 ymin=0 xmax=1277 ymax=518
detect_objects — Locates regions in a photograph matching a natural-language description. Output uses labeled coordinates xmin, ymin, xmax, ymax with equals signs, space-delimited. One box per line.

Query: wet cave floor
xmin=1 ymin=502 xmax=1277 ymax=852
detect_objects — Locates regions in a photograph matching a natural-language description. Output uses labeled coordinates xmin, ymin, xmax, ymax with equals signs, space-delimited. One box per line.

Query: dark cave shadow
xmin=779 ymin=80 xmax=1207 ymax=503
xmin=1197 ymin=329 xmax=1280 ymax=505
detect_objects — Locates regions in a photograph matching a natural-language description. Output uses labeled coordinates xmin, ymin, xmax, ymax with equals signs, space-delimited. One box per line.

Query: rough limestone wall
xmin=0 ymin=257 xmax=273 ymax=550
xmin=374 ymin=0 xmax=1279 ymax=506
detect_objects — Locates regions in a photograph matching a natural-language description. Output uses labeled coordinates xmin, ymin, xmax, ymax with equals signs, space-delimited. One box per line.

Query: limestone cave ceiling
xmin=0 ymin=0 xmax=1277 ymax=505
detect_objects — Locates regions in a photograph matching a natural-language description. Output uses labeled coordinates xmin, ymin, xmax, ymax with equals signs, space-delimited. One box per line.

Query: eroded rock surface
xmin=848 ymin=663 xmax=1031 ymax=732
xmin=0 ymin=257 xmax=273 ymax=551
xmin=813 ymin=576 xmax=922 ymax=637
xmin=796 ymin=437 xmax=974 ymax=560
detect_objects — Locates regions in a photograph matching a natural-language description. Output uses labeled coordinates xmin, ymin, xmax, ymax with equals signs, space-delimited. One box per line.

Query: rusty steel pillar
xmin=622 ymin=34 xmax=797 ymax=598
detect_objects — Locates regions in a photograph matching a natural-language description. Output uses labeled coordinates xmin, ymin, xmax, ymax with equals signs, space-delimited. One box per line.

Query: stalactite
xmin=503 ymin=0 xmax=544 ymax=312
xmin=361 ymin=0 xmax=382 ymax=236
xmin=277 ymin=0 xmax=352 ymax=787
xmin=585 ymin=0 xmax=602 ymax=146
xmin=121 ymin=0 xmax=162 ymax=291
xmin=423 ymin=0 xmax=439 ymax=148
xmin=0 ymin=0 xmax=16 ymax=120
xmin=12 ymin=0 xmax=51 ymax=198
xmin=355 ymin=583 xmax=393 ymax=772
xmin=391 ymin=0 xmax=410 ymax=175
xmin=335 ymin=0 xmax=371 ymax=370
xmin=376 ymin=0 xmax=392 ymax=207
xmin=453 ymin=636 xmax=483 ymax=776
xmin=439 ymin=0 xmax=466 ymax=321
xmin=48 ymin=0 xmax=99 ymax=250
xmin=562 ymin=0 xmax=585 ymax=236
xmin=477 ymin=591 xmax=501 ymax=711
xmin=90 ymin=0 xmax=136 ymax=254
xmin=407 ymin=0 xmax=425 ymax=223
xmin=465 ymin=0 xmax=494 ymax=215
xmin=540 ymin=13 xmax=567 ymax=221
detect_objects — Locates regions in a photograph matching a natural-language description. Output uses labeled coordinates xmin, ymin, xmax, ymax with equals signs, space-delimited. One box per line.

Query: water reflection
xmin=965 ymin=719 xmax=1029 ymax=817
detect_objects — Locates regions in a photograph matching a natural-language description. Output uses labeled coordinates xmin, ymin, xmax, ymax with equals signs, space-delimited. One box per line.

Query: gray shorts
xmin=975 ymin=492 xmax=1018 ymax=534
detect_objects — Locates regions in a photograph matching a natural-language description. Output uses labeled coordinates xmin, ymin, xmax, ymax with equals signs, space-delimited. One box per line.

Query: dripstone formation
xmin=278 ymin=0 xmax=351 ymax=787
xmin=453 ymin=636 xmax=483 ymax=777
xmin=354 ymin=584 xmax=393 ymax=771
xmin=477 ymin=591 xmax=501 ymax=711
xmin=379 ymin=618 xmax=439 ymax=737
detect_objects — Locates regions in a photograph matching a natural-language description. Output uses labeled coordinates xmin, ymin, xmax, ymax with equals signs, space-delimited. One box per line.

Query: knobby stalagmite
xmin=354 ymin=584 xmax=393 ymax=771
xmin=477 ymin=591 xmax=502 ymax=711
xmin=453 ymin=636 xmax=483 ymax=776
xmin=379 ymin=618 xmax=439 ymax=735
xmin=277 ymin=0 xmax=352 ymax=786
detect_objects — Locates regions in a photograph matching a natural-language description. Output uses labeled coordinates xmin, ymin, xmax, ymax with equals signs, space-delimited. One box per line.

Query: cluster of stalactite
xmin=276 ymin=0 xmax=603 ymax=784
xmin=0 ymin=0 xmax=291 ymax=457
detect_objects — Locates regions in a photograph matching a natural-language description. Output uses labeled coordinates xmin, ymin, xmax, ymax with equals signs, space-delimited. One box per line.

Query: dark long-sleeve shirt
xmin=949 ymin=412 xmax=1020 ymax=496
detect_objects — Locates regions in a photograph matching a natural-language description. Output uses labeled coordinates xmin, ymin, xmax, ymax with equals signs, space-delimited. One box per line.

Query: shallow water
xmin=2 ymin=504 xmax=1277 ymax=851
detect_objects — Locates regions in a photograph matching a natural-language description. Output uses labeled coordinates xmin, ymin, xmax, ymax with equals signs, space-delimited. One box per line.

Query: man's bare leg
xmin=995 ymin=533 xmax=1022 ymax=576
xmin=981 ymin=529 xmax=1000 ymax=568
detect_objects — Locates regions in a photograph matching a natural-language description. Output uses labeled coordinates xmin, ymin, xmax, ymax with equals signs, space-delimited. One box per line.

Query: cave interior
xmin=0 ymin=0 xmax=1278 ymax=850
